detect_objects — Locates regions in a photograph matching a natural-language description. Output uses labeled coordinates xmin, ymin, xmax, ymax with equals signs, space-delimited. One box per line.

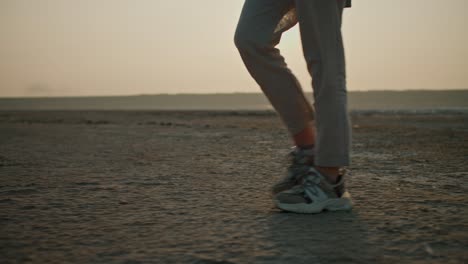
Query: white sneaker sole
xmin=274 ymin=192 xmax=353 ymax=214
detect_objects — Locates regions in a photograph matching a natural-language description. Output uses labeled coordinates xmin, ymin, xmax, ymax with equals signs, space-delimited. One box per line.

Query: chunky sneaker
xmin=274 ymin=167 xmax=352 ymax=214
xmin=271 ymin=146 xmax=315 ymax=195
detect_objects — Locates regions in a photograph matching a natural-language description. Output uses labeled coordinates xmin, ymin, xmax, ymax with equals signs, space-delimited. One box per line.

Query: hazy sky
xmin=1 ymin=0 xmax=467 ymax=97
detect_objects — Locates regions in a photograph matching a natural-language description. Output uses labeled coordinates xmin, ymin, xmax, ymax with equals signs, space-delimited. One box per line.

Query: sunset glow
xmin=1 ymin=0 xmax=467 ymax=97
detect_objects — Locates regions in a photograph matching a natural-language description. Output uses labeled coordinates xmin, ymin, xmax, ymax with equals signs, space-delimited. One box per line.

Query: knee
xmin=234 ymin=27 xmax=251 ymax=52
xmin=234 ymin=26 xmax=268 ymax=53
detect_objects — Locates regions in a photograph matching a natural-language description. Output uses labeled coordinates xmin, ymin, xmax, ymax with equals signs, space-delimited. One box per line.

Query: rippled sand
xmin=1 ymin=111 xmax=467 ymax=263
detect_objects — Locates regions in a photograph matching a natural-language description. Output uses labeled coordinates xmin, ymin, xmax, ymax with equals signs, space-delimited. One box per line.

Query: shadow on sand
xmin=261 ymin=209 xmax=380 ymax=264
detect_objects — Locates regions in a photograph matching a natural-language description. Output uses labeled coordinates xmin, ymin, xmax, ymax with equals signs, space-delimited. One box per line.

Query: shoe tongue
xmin=297 ymin=146 xmax=314 ymax=155
xmin=297 ymin=156 xmax=314 ymax=166
xmin=293 ymin=146 xmax=315 ymax=165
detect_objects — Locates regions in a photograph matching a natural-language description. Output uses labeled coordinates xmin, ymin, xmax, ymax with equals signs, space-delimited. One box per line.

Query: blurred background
xmin=1 ymin=0 xmax=467 ymax=98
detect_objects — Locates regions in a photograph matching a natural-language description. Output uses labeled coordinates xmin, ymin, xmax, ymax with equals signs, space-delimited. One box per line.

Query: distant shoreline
xmin=1 ymin=89 xmax=467 ymax=99
xmin=1 ymin=90 xmax=467 ymax=111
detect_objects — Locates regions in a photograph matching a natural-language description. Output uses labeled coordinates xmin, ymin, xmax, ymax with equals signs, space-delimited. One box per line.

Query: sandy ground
xmin=0 ymin=110 xmax=467 ymax=264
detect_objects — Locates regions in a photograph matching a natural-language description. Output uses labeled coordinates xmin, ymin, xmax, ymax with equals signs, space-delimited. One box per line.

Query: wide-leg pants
xmin=234 ymin=0 xmax=351 ymax=167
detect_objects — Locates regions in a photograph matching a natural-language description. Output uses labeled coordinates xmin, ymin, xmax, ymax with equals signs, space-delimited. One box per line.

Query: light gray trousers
xmin=234 ymin=0 xmax=350 ymax=167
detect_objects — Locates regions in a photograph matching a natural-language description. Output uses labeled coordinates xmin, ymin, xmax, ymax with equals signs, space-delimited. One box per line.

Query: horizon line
xmin=1 ymin=88 xmax=467 ymax=99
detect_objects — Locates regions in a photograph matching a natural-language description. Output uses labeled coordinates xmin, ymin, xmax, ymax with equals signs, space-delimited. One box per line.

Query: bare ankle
xmin=293 ymin=122 xmax=316 ymax=147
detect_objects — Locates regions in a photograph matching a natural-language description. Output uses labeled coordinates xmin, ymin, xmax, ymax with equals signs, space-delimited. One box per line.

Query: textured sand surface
xmin=1 ymin=111 xmax=467 ymax=263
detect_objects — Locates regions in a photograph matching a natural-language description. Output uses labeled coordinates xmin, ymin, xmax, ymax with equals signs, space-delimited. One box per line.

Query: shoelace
xmin=306 ymin=168 xmax=345 ymax=188
xmin=284 ymin=147 xmax=314 ymax=182
xmin=289 ymin=168 xmax=346 ymax=198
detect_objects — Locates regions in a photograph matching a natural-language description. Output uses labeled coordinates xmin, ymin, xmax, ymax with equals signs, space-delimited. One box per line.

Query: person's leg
xmin=235 ymin=1 xmax=320 ymax=196
xmin=234 ymin=0 xmax=315 ymax=138
xmin=295 ymin=0 xmax=351 ymax=180
xmin=292 ymin=122 xmax=316 ymax=147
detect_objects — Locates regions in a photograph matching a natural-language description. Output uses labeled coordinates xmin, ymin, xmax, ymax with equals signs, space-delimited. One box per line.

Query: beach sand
xmin=1 ymin=110 xmax=467 ymax=263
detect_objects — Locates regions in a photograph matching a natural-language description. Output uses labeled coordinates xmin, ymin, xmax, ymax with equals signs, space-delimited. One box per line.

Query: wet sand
xmin=0 ymin=110 xmax=467 ymax=263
